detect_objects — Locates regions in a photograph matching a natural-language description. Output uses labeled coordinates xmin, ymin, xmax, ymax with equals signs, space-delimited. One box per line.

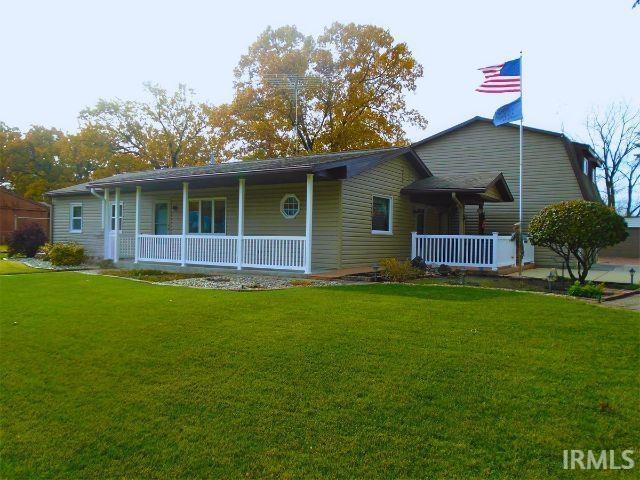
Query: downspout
xmin=90 ymin=188 xmax=105 ymax=229
xmin=451 ymin=193 xmax=465 ymax=235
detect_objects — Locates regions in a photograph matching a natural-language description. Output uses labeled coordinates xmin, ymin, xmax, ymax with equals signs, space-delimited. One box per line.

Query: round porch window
xmin=280 ymin=194 xmax=300 ymax=219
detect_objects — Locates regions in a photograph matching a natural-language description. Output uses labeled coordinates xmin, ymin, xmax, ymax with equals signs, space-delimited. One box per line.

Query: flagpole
xmin=518 ymin=51 xmax=524 ymax=275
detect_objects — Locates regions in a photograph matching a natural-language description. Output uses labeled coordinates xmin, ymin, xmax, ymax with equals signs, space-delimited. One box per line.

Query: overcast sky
xmin=1 ymin=0 xmax=638 ymax=144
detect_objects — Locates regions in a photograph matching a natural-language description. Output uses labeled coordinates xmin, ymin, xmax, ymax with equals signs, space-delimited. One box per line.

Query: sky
xmin=1 ymin=0 xmax=638 ymax=144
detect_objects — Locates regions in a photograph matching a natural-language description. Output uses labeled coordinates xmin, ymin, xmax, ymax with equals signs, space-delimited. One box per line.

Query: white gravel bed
xmin=16 ymin=257 xmax=91 ymax=271
xmin=160 ymin=274 xmax=346 ymax=290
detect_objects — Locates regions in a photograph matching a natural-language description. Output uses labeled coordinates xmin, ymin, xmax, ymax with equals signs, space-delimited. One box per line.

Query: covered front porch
xmin=403 ymin=173 xmax=533 ymax=270
xmin=102 ymin=174 xmax=315 ymax=273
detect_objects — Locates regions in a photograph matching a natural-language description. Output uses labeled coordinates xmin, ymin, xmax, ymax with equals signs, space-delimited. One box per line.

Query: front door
xmin=154 ymin=203 xmax=169 ymax=235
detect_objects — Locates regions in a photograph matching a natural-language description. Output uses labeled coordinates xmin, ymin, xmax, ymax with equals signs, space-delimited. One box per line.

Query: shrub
xmin=529 ymin=200 xmax=627 ymax=284
xmin=567 ymin=281 xmax=605 ymax=300
xmin=48 ymin=243 xmax=85 ymax=266
xmin=379 ymin=258 xmax=423 ymax=282
xmin=7 ymin=223 xmax=48 ymax=257
xmin=40 ymin=243 xmax=54 ymax=260
xmin=97 ymin=259 xmax=115 ymax=269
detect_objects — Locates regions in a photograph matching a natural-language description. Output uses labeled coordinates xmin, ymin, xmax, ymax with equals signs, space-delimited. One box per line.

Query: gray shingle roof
xmin=402 ymin=173 xmax=504 ymax=192
xmin=46 ymin=147 xmax=409 ymax=195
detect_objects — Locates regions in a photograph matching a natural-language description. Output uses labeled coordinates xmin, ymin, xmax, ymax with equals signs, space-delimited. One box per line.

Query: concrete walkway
xmin=511 ymin=263 xmax=638 ymax=284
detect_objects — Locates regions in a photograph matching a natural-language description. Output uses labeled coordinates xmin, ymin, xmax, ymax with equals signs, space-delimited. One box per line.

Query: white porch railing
xmin=186 ymin=235 xmax=238 ymax=266
xmin=138 ymin=234 xmax=182 ymax=263
xmin=106 ymin=233 xmax=135 ymax=260
xmin=133 ymin=234 xmax=306 ymax=271
xmin=411 ymin=232 xmax=533 ymax=270
xmin=242 ymin=236 xmax=306 ymax=270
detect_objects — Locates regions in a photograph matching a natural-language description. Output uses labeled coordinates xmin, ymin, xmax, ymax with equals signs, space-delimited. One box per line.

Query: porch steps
xmin=310 ymin=266 xmax=374 ymax=280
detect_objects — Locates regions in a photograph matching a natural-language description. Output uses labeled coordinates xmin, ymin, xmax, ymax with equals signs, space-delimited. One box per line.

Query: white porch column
xmin=113 ymin=187 xmax=120 ymax=263
xmin=103 ymin=188 xmax=110 ymax=259
xmin=181 ymin=182 xmax=189 ymax=267
xmin=304 ymin=173 xmax=314 ymax=274
xmin=134 ymin=186 xmax=141 ymax=263
xmin=491 ymin=231 xmax=499 ymax=271
xmin=237 ymin=178 xmax=245 ymax=270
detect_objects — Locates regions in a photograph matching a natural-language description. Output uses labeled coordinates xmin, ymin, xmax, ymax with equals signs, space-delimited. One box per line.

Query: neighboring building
xmin=411 ymin=117 xmax=602 ymax=266
xmin=0 ymin=187 xmax=50 ymax=243
xmin=600 ymin=217 xmax=640 ymax=261
xmin=45 ymin=117 xmax=602 ymax=273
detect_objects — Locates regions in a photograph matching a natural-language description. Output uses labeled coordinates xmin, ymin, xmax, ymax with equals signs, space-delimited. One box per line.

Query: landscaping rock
xmin=160 ymin=274 xmax=345 ymax=290
xmin=17 ymin=258 xmax=91 ymax=271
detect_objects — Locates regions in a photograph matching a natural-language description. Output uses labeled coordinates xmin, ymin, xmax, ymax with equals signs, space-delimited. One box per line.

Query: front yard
xmin=0 ymin=273 xmax=638 ymax=478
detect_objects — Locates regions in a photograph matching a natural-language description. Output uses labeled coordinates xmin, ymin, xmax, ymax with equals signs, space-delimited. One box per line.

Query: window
xmin=371 ymin=195 xmax=393 ymax=234
xmin=69 ymin=203 xmax=82 ymax=233
xmin=280 ymin=194 xmax=300 ymax=219
xmin=154 ymin=203 xmax=169 ymax=235
xmin=188 ymin=199 xmax=226 ymax=234
xmin=110 ymin=202 xmax=123 ymax=232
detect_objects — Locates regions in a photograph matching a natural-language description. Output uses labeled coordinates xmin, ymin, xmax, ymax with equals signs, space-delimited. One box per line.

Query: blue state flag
xmin=493 ymin=97 xmax=522 ymax=126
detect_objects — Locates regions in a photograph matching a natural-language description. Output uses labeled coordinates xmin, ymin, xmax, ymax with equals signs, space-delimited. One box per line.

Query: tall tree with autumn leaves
xmin=208 ymin=23 xmax=426 ymax=159
xmin=2 ymin=23 xmax=426 ymax=200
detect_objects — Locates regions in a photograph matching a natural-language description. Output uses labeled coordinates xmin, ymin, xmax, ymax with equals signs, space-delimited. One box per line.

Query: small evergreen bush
xmin=48 ymin=243 xmax=85 ymax=266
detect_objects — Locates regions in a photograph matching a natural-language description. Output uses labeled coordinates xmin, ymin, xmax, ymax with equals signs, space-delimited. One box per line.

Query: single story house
xmin=45 ymin=117 xmax=602 ymax=273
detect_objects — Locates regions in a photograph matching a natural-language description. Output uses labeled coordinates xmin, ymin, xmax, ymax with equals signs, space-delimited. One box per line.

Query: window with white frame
xmin=188 ymin=198 xmax=226 ymax=234
xmin=371 ymin=195 xmax=393 ymax=234
xmin=69 ymin=203 xmax=83 ymax=233
xmin=280 ymin=194 xmax=300 ymax=219
xmin=110 ymin=202 xmax=123 ymax=232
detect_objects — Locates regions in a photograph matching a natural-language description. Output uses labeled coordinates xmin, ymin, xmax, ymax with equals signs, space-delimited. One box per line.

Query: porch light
xmin=630 ymin=268 xmax=636 ymax=285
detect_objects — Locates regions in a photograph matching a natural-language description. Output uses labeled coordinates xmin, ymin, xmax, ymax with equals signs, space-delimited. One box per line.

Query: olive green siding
xmin=413 ymin=122 xmax=589 ymax=267
xmin=339 ymin=155 xmax=419 ymax=268
xmin=52 ymin=180 xmax=341 ymax=272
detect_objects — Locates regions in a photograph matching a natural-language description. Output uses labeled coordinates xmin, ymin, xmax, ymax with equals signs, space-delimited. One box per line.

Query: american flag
xmin=476 ymin=62 xmax=521 ymax=93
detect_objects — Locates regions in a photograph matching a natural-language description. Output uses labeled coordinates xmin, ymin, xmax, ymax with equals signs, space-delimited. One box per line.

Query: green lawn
xmin=1 ymin=273 xmax=638 ymax=479
xmin=0 ymin=258 xmax=45 ymax=275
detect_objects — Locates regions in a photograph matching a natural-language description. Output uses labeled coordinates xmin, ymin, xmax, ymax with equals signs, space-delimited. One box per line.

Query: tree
xmin=529 ymin=200 xmax=628 ymax=284
xmin=621 ymin=153 xmax=640 ymax=216
xmin=0 ymin=125 xmax=75 ymax=200
xmin=80 ymin=82 xmax=211 ymax=169
xmin=586 ymin=101 xmax=640 ymax=212
xmin=208 ymin=23 xmax=427 ymax=160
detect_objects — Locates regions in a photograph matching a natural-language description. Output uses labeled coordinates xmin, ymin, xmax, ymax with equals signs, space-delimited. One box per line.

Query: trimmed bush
xmin=529 ymin=200 xmax=627 ymax=284
xmin=7 ymin=223 xmax=48 ymax=257
xmin=48 ymin=243 xmax=85 ymax=266
xmin=567 ymin=281 xmax=605 ymax=300
xmin=379 ymin=258 xmax=423 ymax=282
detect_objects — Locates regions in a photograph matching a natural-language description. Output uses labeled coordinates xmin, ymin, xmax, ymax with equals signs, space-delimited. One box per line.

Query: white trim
xmin=134 ymin=186 xmax=141 ymax=263
xmin=237 ymin=178 xmax=245 ymax=270
xmin=109 ymin=201 xmax=124 ymax=233
xmin=113 ymin=187 xmax=120 ymax=263
xmin=304 ymin=174 xmax=313 ymax=273
xmin=181 ymin=182 xmax=189 ymax=266
xmin=280 ymin=193 xmax=301 ymax=219
xmin=371 ymin=194 xmax=393 ymax=235
xmin=69 ymin=202 xmax=83 ymax=233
